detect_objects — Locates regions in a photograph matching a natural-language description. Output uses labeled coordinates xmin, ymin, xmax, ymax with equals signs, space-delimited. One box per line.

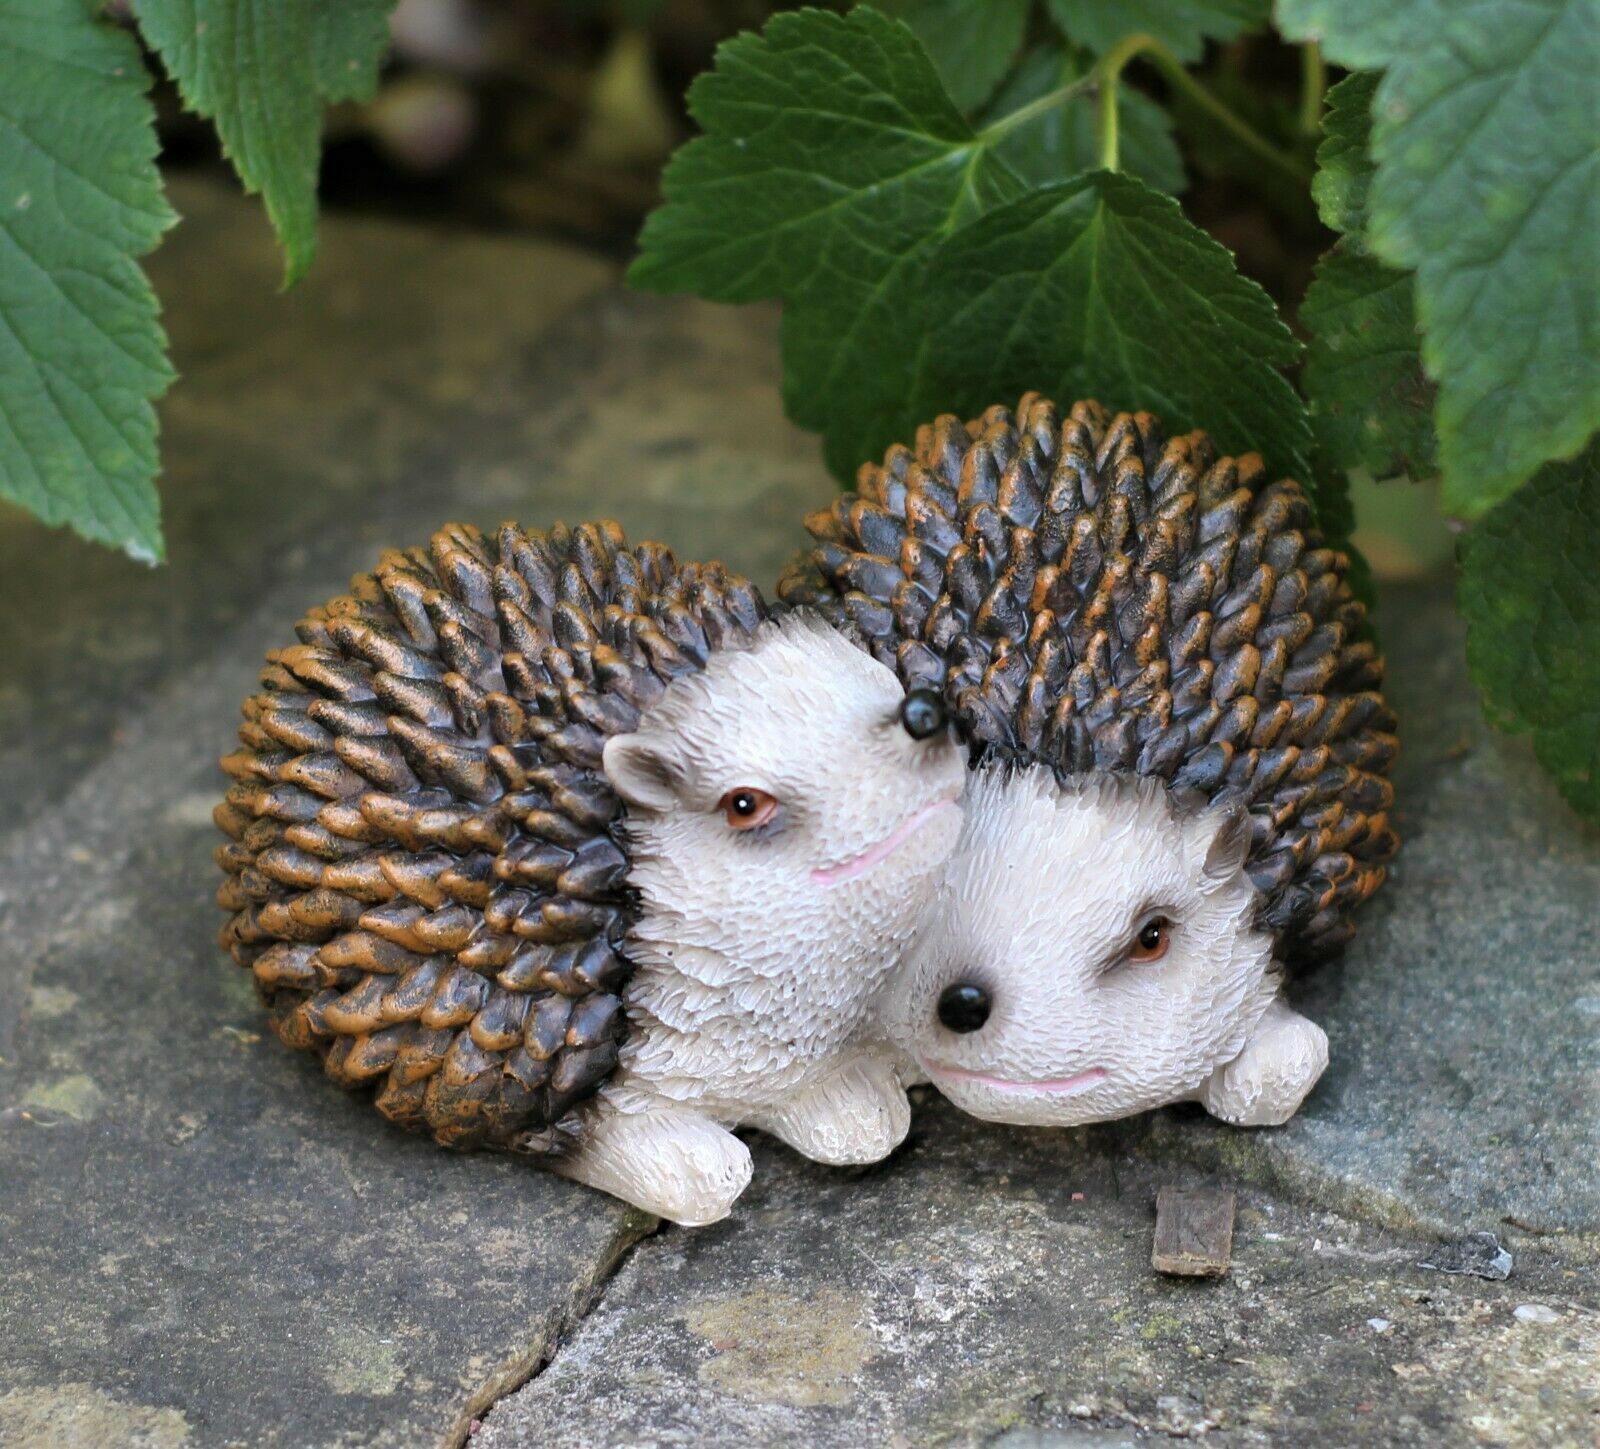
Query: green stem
xmin=977 ymin=72 xmax=1100 ymax=144
xmin=1299 ymin=41 xmax=1327 ymax=136
xmin=1095 ymin=32 xmax=1311 ymax=183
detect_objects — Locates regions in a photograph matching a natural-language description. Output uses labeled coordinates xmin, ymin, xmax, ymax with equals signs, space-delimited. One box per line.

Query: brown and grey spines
xmin=216 ymin=520 xmax=767 ymax=1149
xmin=780 ymin=394 xmax=1398 ymax=961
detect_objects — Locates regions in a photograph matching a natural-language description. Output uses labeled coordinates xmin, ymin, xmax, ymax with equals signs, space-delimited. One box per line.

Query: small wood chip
xmin=1152 ymin=1186 xmax=1235 ymax=1277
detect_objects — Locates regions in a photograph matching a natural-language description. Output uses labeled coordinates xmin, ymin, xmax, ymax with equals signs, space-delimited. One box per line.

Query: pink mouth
xmin=811 ymin=796 xmax=960 ymax=887
xmin=920 ymin=1060 xmax=1109 ymax=1097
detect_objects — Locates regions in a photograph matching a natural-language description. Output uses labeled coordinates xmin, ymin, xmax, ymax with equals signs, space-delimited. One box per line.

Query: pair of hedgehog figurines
xmin=216 ymin=395 xmax=1397 ymax=1225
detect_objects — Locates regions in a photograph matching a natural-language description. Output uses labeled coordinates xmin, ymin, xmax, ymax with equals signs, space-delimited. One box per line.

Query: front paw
xmin=1200 ymin=1009 xmax=1328 ymax=1127
xmin=761 ymin=1056 xmax=911 ymax=1166
xmin=557 ymin=1107 xmax=753 ymax=1226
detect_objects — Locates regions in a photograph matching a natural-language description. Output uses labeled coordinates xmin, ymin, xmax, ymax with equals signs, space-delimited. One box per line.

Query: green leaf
xmin=982 ymin=44 xmax=1186 ymax=195
xmin=874 ymin=0 xmax=1031 ymax=113
xmin=913 ymin=172 xmax=1310 ymax=481
xmin=630 ymin=6 xmax=1023 ymax=305
xmin=313 ymin=4 xmax=395 ymax=101
xmin=1302 ymin=249 xmax=1436 ymax=482
xmin=1046 ymin=0 xmax=1270 ymax=61
xmin=633 ymin=10 xmax=1308 ymax=499
xmin=1311 ymin=70 xmax=1376 ymax=237
xmin=1279 ymin=0 xmax=1600 ymax=517
xmin=1460 ymin=441 xmax=1600 ymax=822
xmin=800 ymin=171 xmax=1313 ymax=492
xmin=134 ymin=0 xmax=394 ymax=284
xmin=1275 ymin=0 xmax=1427 ymax=68
xmin=0 ymin=0 xmax=175 ymax=561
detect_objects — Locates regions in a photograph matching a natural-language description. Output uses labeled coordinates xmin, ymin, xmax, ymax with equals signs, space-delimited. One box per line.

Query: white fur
xmin=555 ymin=615 xmax=966 ymax=1224
xmin=879 ymin=762 xmax=1326 ymax=1130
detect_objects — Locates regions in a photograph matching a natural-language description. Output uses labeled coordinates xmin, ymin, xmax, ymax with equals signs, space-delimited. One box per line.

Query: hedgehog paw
xmin=754 ymin=1054 xmax=911 ymax=1166
xmin=1199 ymin=999 xmax=1329 ymax=1128
xmin=556 ymin=1105 xmax=753 ymax=1226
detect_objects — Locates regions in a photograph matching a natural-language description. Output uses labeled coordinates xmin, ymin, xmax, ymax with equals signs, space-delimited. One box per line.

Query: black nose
xmin=900 ymin=689 xmax=948 ymax=741
xmin=937 ymin=982 xmax=991 ymax=1033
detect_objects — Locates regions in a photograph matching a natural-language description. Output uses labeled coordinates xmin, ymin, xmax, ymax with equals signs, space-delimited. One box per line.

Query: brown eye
xmin=1128 ymin=915 xmax=1171 ymax=964
xmin=719 ymin=788 xmax=778 ymax=831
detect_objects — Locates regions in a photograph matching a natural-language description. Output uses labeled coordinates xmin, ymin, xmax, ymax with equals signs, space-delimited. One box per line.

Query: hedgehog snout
xmin=936 ymin=981 xmax=991 ymax=1033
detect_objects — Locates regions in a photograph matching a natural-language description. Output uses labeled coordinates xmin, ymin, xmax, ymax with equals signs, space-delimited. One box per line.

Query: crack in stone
xmin=442 ymin=1209 xmax=667 ymax=1449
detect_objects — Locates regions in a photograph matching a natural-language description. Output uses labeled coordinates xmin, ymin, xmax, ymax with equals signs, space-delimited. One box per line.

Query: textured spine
xmin=780 ymin=395 xmax=1398 ymax=960
xmin=217 ymin=520 xmax=767 ymax=1148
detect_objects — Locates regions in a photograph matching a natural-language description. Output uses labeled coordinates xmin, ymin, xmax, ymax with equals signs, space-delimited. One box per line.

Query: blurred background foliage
xmin=148 ymin=1 xmax=1325 ymax=283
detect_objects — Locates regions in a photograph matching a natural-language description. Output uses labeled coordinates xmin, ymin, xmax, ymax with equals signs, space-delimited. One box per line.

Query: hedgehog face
xmin=881 ymin=764 xmax=1279 ymax=1127
xmin=603 ymin=613 xmax=966 ymax=974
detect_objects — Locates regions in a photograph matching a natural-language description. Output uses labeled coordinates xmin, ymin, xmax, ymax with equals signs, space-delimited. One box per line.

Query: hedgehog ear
xmin=1201 ymin=806 xmax=1253 ymax=885
xmin=603 ymin=731 xmax=685 ymax=813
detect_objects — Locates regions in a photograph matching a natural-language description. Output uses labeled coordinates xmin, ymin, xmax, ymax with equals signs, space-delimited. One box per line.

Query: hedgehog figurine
xmin=780 ymin=395 xmax=1399 ymax=1129
xmin=216 ymin=520 xmax=965 ymax=1224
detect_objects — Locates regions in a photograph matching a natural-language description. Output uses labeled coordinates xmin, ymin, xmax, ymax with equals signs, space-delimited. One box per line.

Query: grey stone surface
xmin=477 ymin=1108 xmax=1600 ymax=1448
xmin=0 ymin=184 xmax=836 ymax=1447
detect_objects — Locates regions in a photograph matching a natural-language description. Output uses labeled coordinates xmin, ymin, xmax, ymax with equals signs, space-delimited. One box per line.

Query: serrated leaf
xmin=982 ymin=44 xmax=1186 ymax=195
xmin=633 ymin=9 xmax=1309 ymax=501
xmin=1312 ymin=71 xmax=1376 ymax=237
xmin=313 ymin=4 xmax=395 ymax=101
xmin=630 ymin=6 xmax=1022 ymax=306
xmin=912 ymin=172 xmax=1311 ymax=481
xmin=1046 ymin=0 xmax=1270 ymax=62
xmin=0 ymin=0 xmax=175 ymax=561
xmin=874 ymin=0 xmax=1031 ymax=113
xmin=134 ymin=0 xmax=394 ymax=285
xmin=1460 ymin=441 xmax=1600 ymax=821
xmin=794 ymin=171 xmax=1313 ymax=493
xmin=1302 ymin=249 xmax=1436 ymax=482
xmin=1279 ymin=0 xmax=1600 ymax=517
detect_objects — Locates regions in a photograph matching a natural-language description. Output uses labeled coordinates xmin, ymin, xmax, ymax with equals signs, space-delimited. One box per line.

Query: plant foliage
xmin=1046 ymin=0 xmax=1270 ymax=62
xmin=1280 ymin=0 xmax=1599 ymax=518
xmin=133 ymin=0 xmax=393 ymax=287
xmin=1302 ymin=251 xmax=1436 ymax=485
xmin=0 ymin=0 xmax=393 ymax=560
xmin=1300 ymin=74 xmax=1436 ymax=485
xmin=809 ymin=172 xmax=1310 ymax=486
xmin=0 ymin=0 xmax=174 ymax=561
xmin=875 ymin=0 xmax=1033 ymax=112
xmin=633 ymin=7 xmax=1310 ymax=491
xmin=1309 ymin=70 xmax=1375 ymax=236
xmin=983 ymin=44 xmax=1185 ymax=195
xmin=1461 ymin=442 xmax=1600 ymax=820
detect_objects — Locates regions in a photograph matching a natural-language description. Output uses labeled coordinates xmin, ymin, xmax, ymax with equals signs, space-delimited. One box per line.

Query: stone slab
xmin=478 ymin=1108 xmax=1600 ymax=1448
xmin=0 ymin=184 xmax=837 ymax=1448
xmin=0 ymin=673 xmax=648 ymax=1448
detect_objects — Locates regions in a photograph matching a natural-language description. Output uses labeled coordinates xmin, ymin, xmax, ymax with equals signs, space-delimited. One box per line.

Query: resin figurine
xmin=217 ymin=520 xmax=964 ymax=1224
xmin=781 ymin=395 xmax=1399 ymax=1130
